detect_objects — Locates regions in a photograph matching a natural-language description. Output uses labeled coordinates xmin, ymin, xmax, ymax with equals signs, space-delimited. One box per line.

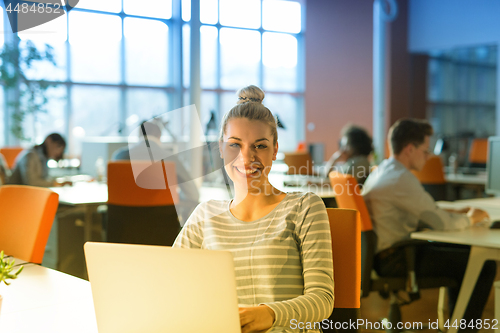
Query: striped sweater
xmin=173 ymin=192 xmax=334 ymax=332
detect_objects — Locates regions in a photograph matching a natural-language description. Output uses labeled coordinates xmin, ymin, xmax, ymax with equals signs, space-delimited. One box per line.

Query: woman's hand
xmin=239 ymin=305 xmax=275 ymax=333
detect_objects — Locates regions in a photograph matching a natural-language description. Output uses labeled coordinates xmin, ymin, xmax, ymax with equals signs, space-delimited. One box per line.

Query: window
xmin=2 ymin=0 xmax=303 ymax=156
xmin=193 ymin=0 xmax=304 ymax=152
xmin=427 ymin=45 xmax=497 ymax=163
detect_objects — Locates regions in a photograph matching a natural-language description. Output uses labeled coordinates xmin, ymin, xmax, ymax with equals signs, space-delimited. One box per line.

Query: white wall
xmin=408 ymin=0 xmax=500 ymax=135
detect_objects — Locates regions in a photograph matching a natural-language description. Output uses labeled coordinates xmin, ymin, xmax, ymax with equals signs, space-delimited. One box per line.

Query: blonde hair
xmin=219 ymin=85 xmax=278 ymax=144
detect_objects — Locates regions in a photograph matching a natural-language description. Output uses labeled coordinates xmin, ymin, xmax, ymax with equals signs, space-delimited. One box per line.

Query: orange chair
xmin=411 ymin=155 xmax=447 ymax=201
xmin=0 ymin=147 xmax=24 ymax=169
xmin=329 ymin=171 xmax=455 ymax=331
xmin=325 ymin=208 xmax=361 ymax=332
xmin=283 ymin=151 xmax=314 ymax=175
xmin=0 ymin=185 xmax=59 ymax=263
xmin=468 ymin=138 xmax=488 ymax=166
xmin=106 ymin=161 xmax=180 ymax=246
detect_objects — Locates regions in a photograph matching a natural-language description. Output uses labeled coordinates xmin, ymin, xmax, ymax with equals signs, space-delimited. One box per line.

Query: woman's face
xmin=46 ymin=138 xmax=65 ymax=161
xmin=220 ymin=118 xmax=277 ymax=191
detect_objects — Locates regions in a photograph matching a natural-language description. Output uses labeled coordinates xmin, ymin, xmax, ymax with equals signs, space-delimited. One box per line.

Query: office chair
xmin=324 ymin=208 xmax=361 ymax=333
xmin=283 ymin=151 xmax=314 ymax=175
xmin=412 ymin=155 xmax=447 ymax=201
xmin=0 ymin=185 xmax=59 ymax=263
xmin=468 ymin=138 xmax=488 ymax=168
xmin=106 ymin=161 xmax=181 ymax=246
xmin=329 ymin=171 xmax=456 ymax=333
xmin=0 ymin=147 xmax=24 ymax=169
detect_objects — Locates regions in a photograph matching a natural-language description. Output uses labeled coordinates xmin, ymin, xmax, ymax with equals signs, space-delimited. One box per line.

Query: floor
xmin=360 ymin=267 xmax=499 ymax=332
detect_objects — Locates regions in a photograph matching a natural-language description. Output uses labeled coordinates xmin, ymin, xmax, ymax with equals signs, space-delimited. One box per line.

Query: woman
xmin=324 ymin=124 xmax=373 ymax=185
xmin=174 ymin=86 xmax=334 ymax=333
xmin=7 ymin=133 xmax=67 ymax=187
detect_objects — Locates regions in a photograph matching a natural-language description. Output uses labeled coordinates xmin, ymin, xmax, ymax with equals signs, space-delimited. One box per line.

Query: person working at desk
xmin=112 ymin=121 xmax=199 ymax=223
xmin=363 ymin=118 xmax=496 ymax=330
xmin=174 ymin=85 xmax=334 ymax=333
xmin=7 ymin=133 xmax=68 ymax=187
xmin=324 ymin=124 xmax=373 ymax=184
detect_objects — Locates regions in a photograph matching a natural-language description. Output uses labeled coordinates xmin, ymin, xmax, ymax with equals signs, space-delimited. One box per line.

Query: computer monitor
xmin=486 ymin=136 xmax=500 ymax=195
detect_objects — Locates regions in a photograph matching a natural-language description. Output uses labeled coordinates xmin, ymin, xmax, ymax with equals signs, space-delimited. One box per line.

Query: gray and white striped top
xmin=173 ymin=192 xmax=334 ymax=332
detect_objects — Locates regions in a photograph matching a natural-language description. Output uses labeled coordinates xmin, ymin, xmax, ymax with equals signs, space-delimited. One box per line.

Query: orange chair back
xmin=468 ymin=139 xmax=488 ymax=164
xmin=0 ymin=185 xmax=59 ymax=263
xmin=283 ymin=152 xmax=314 ymax=175
xmin=411 ymin=155 xmax=446 ymax=184
xmin=327 ymin=208 xmax=361 ymax=309
xmin=0 ymin=147 xmax=24 ymax=169
xmin=107 ymin=161 xmax=179 ymax=207
xmin=329 ymin=171 xmax=373 ymax=232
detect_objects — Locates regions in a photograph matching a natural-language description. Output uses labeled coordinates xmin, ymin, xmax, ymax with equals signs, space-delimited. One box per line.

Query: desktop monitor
xmin=486 ymin=136 xmax=500 ymax=195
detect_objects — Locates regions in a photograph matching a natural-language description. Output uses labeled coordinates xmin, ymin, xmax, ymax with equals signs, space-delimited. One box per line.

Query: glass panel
xmin=220 ymin=28 xmax=260 ymax=89
xmin=19 ymin=40 xmax=67 ymax=82
xmin=262 ymin=0 xmax=301 ymax=33
xmin=125 ymin=89 xmax=169 ymax=136
xmin=201 ymin=91 xmax=218 ymax=138
xmin=72 ymin=0 xmax=121 ymax=12
xmin=18 ymin=8 xmax=67 ymax=42
xmin=219 ymin=0 xmax=260 ymax=29
xmin=70 ymin=86 xmax=120 ymax=156
xmin=124 ymin=0 xmax=172 ymax=19
xmin=18 ymin=14 xmax=67 ymax=81
xmin=201 ymin=25 xmax=218 ymax=88
xmin=264 ymin=94 xmax=298 ymax=153
xmin=220 ymin=92 xmax=237 ymax=119
xmin=182 ymin=0 xmax=191 ymax=21
xmin=0 ymin=7 xmax=3 ymax=45
xmin=22 ymin=86 xmax=67 ymax=146
xmin=124 ymin=18 xmax=168 ymax=86
xmin=183 ymin=24 xmax=190 ymax=87
xmin=263 ymin=32 xmax=297 ymax=92
xmin=200 ymin=0 xmax=218 ymax=24
xmin=69 ymin=11 xmax=121 ymax=83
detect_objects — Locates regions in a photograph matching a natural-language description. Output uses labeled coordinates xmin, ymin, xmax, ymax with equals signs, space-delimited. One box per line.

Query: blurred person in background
xmin=7 ymin=133 xmax=67 ymax=187
xmin=324 ymin=124 xmax=373 ymax=185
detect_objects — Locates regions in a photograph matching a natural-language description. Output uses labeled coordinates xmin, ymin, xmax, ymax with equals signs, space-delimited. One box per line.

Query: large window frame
xmin=1 ymin=0 xmax=305 ymax=154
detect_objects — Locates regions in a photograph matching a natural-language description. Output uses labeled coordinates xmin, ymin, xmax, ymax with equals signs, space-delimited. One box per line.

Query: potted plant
xmin=0 ymin=251 xmax=24 ymax=314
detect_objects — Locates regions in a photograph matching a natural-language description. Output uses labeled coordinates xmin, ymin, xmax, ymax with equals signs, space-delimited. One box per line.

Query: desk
xmin=445 ymin=173 xmax=487 ymax=199
xmin=0 ymin=259 xmax=97 ymax=332
xmin=411 ymin=197 xmax=500 ymax=333
xmin=51 ymin=182 xmax=108 ymax=242
xmin=444 ymin=173 xmax=487 ymax=186
xmin=52 ymin=176 xmax=335 ymax=242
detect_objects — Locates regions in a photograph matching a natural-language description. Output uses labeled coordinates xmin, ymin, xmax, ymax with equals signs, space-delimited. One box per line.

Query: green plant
xmin=0 ymin=251 xmax=24 ymax=286
xmin=0 ymin=40 xmax=57 ymax=141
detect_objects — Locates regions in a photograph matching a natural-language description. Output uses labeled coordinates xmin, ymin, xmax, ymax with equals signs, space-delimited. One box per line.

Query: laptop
xmin=84 ymin=242 xmax=241 ymax=333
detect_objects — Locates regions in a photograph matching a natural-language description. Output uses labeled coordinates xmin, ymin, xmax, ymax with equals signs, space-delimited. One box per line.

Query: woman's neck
xmin=230 ymin=182 xmax=286 ymax=222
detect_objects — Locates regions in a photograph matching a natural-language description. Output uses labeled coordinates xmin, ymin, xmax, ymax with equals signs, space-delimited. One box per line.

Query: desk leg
xmin=448 ymin=247 xmax=500 ymax=333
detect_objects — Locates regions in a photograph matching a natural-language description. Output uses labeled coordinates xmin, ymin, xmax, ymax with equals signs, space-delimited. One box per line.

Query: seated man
xmin=112 ymin=121 xmax=199 ymax=224
xmin=363 ymin=118 xmax=495 ymax=330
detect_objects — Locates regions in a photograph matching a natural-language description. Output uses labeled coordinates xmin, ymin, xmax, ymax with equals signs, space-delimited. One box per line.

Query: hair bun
xmin=237 ymin=85 xmax=265 ymax=104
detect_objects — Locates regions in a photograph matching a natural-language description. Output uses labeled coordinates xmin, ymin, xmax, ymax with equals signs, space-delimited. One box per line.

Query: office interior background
xmin=1 ymin=0 xmax=499 ymax=168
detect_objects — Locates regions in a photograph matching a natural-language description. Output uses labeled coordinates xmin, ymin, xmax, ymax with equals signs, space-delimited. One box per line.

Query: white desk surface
xmin=0 ymin=260 xmax=97 ymax=333
xmin=411 ymin=226 xmax=500 ymax=248
xmin=411 ymin=197 xmax=500 ymax=333
xmin=52 ymin=174 xmax=335 ymax=206
xmin=445 ymin=173 xmax=487 ymax=185
xmin=50 ymin=182 xmax=108 ymax=205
